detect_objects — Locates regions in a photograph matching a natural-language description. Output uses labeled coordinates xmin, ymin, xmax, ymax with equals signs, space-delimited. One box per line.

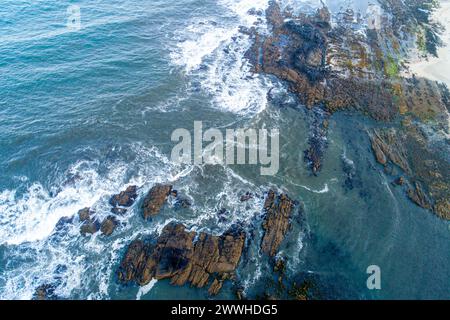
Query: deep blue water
xmin=1 ymin=0 xmax=450 ymax=300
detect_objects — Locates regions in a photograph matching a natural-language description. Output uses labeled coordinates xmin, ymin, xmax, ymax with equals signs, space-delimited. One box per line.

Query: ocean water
xmin=1 ymin=0 xmax=450 ymax=300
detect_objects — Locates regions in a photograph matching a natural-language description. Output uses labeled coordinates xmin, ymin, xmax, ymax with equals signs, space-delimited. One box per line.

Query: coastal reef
xmin=246 ymin=0 xmax=449 ymax=219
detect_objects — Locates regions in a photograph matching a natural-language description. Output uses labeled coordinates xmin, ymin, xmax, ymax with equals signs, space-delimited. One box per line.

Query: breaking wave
xmin=169 ymin=0 xmax=275 ymax=115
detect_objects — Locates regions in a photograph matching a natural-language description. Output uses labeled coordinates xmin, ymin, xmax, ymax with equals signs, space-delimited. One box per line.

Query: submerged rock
xmin=33 ymin=284 xmax=58 ymax=300
xmin=80 ymin=219 xmax=100 ymax=236
xmin=369 ymin=125 xmax=449 ymax=220
xmin=261 ymin=190 xmax=296 ymax=256
xmin=142 ymin=184 xmax=172 ymax=219
xmin=118 ymin=222 xmax=245 ymax=295
xmin=393 ymin=176 xmax=405 ymax=186
xmin=407 ymin=182 xmax=432 ymax=210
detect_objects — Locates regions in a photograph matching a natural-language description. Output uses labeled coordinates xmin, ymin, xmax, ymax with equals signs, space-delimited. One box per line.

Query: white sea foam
xmin=0 ymin=162 xmax=119 ymax=246
xmin=136 ymin=279 xmax=158 ymax=300
xmin=0 ymin=142 xmax=196 ymax=299
xmin=169 ymin=0 xmax=274 ymax=115
xmin=287 ymin=178 xmax=331 ymax=194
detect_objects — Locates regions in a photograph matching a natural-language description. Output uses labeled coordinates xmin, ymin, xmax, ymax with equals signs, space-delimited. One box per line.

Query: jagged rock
xmin=110 ymin=185 xmax=138 ymax=207
xmin=371 ymin=136 xmax=387 ymax=165
xmin=208 ymin=279 xmax=223 ymax=296
xmin=304 ymin=146 xmax=322 ymax=174
xmin=261 ymin=191 xmax=295 ymax=256
xmin=142 ymin=184 xmax=172 ymax=219
xmin=118 ymin=222 xmax=245 ymax=295
xmin=407 ymin=182 xmax=432 ymax=210
xmin=33 ymin=284 xmax=57 ymax=300
xmin=100 ymin=216 xmax=118 ymax=236
xmin=77 ymin=207 xmax=100 ymax=235
xmin=370 ymin=129 xmax=410 ymax=173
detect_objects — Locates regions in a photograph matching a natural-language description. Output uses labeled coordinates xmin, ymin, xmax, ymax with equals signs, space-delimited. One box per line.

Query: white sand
xmin=407 ymin=0 xmax=450 ymax=86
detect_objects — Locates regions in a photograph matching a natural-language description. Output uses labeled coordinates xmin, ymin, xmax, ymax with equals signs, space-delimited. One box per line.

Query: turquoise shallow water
xmin=0 ymin=0 xmax=450 ymax=300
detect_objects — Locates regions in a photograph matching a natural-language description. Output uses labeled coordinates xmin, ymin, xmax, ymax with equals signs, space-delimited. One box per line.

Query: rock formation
xmin=78 ymin=207 xmax=100 ymax=236
xmin=245 ymin=1 xmax=449 ymax=219
xmin=118 ymin=222 xmax=245 ymax=295
xmin=109 ymin=185 xmax=138 ymax=214
xmin=142 ymin=184 xmax=172 ymax=219
xmin=261 ymin=190 xmax=295 ymax=256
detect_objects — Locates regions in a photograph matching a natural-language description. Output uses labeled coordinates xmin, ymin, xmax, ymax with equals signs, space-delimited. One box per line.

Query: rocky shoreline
xmin=246 ymin=0 xmax=449 ymax=219
xmin=33 ymin=0 xmax=449 ymax=300
xmin=37 ymin=185 xmax=303 ymax=299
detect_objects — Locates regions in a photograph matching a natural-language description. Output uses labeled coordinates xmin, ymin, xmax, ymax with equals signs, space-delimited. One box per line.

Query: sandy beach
xmin=407 ymin=0 xmax=450 ymax=86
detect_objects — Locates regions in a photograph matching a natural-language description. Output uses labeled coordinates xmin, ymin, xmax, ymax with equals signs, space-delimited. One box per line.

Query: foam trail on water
xmin=136 ymin=279 xmax=158 ymax=300
xmin=287 ymin=178 xmax=331 ymax=194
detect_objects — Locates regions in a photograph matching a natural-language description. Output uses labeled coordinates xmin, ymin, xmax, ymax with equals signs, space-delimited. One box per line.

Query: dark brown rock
xmin=100 ymin=216 xmax=118 ymax=236
xmin=261 ymin=191 xmax=295 ymax=256
xmin=110 ymin=185 xmax=138 ymax=208
xmin=118 ymin=222 xmax=246 ymax=295
xmin=142 ymin=184 xmax=172 ymax=219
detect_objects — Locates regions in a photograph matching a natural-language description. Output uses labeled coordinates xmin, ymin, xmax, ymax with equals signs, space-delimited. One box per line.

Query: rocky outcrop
xmin=370 ymin=129 xmax=410 ymax=173
xmin=261 ymin=190 xmax=295 ymax=256
xmin=246 ymin=0 xmax=449 ymax=188
xmin=407 ymin=182 xmax=432 ymax=210
xmin=109 ymin=185 xmax=138 ymax=214
xmin=100 ymin=216 xmax=118 ymax=236
xmin=369 ymin=124 xmax=449 ymax=220
xmin=142 ymin=184 xmax=172 ymax=219
xmin=118 ymin=222 xmax=245 ymax=295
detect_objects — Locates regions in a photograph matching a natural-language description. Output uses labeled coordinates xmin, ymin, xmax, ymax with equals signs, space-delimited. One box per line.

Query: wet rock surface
xmin=142 ymin=184 xmax=172 ymax=219
xmin=369 ymin=124 xmax=449 ymax=219
xmin=118 ymin=222 xmax=245 ymax=295
xmin=110 ymin=185 xmax=138 ymax=207
xmin=245 ymin=1 xmax=449 ymax=219
xmin=261 ymin=190 xmax=296 ymax=256
xmin=101 ymin=215 xmax=118 ymax=236
xmin=77 ymin=207 xmax=100 ymax=235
